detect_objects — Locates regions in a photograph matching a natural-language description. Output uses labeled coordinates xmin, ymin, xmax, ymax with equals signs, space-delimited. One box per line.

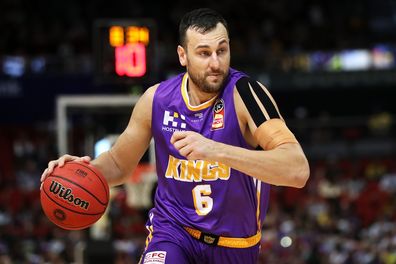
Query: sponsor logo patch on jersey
xmin=211 ymin=99 xmax=225 ymax=130
xmin=162 ymin=110 xmax=186 ymax=132
xmin=143 ymin=251 xmax=167 ymax=264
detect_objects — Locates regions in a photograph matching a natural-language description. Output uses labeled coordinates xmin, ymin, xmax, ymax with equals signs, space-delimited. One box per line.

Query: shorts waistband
xmin=184 ymin=227 xmax=261 ymax=248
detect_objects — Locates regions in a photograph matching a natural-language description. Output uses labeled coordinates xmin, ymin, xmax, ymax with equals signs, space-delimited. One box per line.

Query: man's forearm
xmin=91 ymin=150 xmax=130 ymax=187
xmin=212 ymin=143 xmax=309 ymax=188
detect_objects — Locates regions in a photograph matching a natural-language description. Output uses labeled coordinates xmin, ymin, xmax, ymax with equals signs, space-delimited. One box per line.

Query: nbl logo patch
xmin=143 ymin=251 xmax=167 ymax=264
xmin=211 ymin=99 xmax=225 ymax=130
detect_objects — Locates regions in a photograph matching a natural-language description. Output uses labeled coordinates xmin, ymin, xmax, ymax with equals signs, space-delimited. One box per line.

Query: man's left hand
xmin=170 ymin=131 xmax=220 ymax=160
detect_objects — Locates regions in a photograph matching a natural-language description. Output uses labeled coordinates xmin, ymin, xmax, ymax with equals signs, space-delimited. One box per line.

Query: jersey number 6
xmin=192 ymin=184 xmax=213 ymax=216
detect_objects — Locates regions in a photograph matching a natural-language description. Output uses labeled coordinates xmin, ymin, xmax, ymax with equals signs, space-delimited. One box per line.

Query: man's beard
xmin=188 ymin=68 xmax=229 ymax=94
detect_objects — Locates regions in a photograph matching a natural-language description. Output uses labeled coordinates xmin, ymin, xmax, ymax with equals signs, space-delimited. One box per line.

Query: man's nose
xmin=209 ymin=53 xmax=220 ymax=69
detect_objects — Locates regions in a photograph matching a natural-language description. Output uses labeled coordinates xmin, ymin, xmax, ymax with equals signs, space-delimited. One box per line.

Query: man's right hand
xmin=40 ymin=155 xmax=91 ymax=183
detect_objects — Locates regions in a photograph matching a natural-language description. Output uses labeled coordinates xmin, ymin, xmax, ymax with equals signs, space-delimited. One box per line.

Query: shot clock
xmin=94 ymin=19 xmax=156 ymax=84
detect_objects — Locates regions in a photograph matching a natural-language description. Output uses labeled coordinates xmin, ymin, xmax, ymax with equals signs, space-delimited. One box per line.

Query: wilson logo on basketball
xmin=49 ymin=180 xmax=90 ymax=210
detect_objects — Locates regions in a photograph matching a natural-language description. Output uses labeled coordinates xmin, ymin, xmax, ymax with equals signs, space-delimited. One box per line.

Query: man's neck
xmin=187 ymin=79 xmax=218 ymax=106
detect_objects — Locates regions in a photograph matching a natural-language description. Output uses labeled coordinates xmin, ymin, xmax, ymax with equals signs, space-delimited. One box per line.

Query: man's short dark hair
xmin=179 ymin=8 xmax=228 ymax=47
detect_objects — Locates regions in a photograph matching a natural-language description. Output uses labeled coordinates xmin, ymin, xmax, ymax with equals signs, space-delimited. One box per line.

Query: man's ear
xmin=177 ymin=45 xmax=187 ymax=67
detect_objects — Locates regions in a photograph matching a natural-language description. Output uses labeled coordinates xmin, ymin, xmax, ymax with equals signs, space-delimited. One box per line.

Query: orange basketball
xmin=40 ymin=161 xmax=109 ymax=230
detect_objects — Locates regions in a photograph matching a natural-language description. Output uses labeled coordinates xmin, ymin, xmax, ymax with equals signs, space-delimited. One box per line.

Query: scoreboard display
xmin=94 ymin=19 xmax=156 ymax=84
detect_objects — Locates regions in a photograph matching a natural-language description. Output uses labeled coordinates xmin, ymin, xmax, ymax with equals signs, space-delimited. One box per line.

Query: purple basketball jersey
xmin=150 ymin=68 xmax=270 ymax=238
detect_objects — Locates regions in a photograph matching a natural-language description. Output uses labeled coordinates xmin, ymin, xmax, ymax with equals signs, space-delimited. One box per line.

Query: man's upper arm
xmin=235 ymin=77 xmax=298 ymax=150
xmin=109 ymin=84 xmax=158 ymax=173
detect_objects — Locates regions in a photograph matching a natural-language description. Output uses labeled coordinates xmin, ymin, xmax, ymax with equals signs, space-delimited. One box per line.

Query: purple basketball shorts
xmin=140 ymin=213 xmax=260 ymax=264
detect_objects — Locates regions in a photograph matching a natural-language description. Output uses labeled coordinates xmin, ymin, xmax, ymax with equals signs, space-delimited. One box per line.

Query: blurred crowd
xmin=0 ymin=0 xmax=395 ymax=74
xmin=261 ymin=156 xmax=396 ymax=264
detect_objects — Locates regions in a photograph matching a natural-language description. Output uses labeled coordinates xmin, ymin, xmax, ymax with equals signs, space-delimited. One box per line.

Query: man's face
xmin=178 ymin=23 xmax=230 ymax=93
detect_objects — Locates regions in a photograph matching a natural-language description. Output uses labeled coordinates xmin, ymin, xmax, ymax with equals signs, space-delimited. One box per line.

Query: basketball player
xmin=41 ymin=8 xmax=309 ymax=263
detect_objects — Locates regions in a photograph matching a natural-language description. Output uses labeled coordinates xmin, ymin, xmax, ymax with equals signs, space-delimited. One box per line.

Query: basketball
xmin=40 ymin=161 xmax=110 ymax=230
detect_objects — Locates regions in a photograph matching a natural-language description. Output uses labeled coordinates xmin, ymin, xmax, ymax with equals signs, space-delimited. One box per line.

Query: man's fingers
xmin=58 ymin=154 xmax=73 ymax=167
xmin=47 ymin=160 xmax=57 ymax=174
xmin=172 ymin=137 xmax=189 ymax=151
xmin=170 ymin=131 xmax=205 ymax=159
xmin=44 ymin=159 xmax=59 ymax=181
xmin=40 ymin=168 xmax=48 ymax=182
xmin=41 ymin=154 xmax=92 ymax=185
xmin=178 ymin=144 xmax=193 ymax=158
xmin=58 ymin=158 xmax=66 ymax=167
xmin=80 ymin=156 xmax=92 ymax=163
xmin=170 ymin=131 xmax=189 ymax=144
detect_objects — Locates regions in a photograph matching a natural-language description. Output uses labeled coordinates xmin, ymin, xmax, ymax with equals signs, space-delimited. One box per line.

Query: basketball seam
xmin=42 ymin=188 xmax=105 ymax=215
xmin=47 ymin=175 xmax=108 ymax=206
